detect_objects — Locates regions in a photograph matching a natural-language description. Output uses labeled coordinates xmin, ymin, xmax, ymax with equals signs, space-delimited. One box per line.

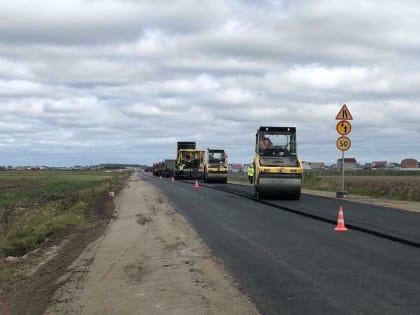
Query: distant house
xmin=302 ymin=161 xmax=312 ymax=170
xmin=302 ymin=162 xmax=326 ymax=170
xmin=401 ymin=158 xmax=418 ymax=168
xmin=337 ymin=158 xmax=358 ymax=171
xmin=371 ymin=161 xmax=387 ymax=169
xmin=309 ymin=162 xmax=326 ymax=170
xmin=228 ymin=163 xmax=242 ymax=173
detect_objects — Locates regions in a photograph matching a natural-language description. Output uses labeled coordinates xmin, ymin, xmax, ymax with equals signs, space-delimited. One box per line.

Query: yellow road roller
xmin=253 ymin=126 xmax=303 ymax=200
xmin=204 ymin=148 xmax=228 ymax=183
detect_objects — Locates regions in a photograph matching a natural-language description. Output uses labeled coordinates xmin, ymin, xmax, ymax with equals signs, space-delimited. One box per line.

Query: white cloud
xmin=1 ymin=0 xmax=420 ymax=166
xmin=286 ymin=64 xmax=368 ymax=90
xmin=0 ymin=79 xmax=47 ymax=96
xmin=216 ymin=88 xmax=256 ymax=105
xmin=0 ymin=0 xmax=229 ymax=44
xmin=0 ymin=58 xmax=34 ymax=79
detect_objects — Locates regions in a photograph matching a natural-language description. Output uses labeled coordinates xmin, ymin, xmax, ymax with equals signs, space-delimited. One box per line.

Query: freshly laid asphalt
xmin=143 ymin=173 xmax=420 ymax=315
xmin=215 ymin=183 xmax=420 ymax=246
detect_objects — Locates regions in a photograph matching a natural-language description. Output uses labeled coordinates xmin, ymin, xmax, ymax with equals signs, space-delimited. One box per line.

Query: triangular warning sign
xmin=336 ymin=104 xmax=353 ymax=120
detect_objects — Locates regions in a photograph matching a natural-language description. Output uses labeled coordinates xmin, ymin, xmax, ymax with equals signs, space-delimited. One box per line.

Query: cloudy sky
xmin=1 ymin=0 xmax=420 ymax=167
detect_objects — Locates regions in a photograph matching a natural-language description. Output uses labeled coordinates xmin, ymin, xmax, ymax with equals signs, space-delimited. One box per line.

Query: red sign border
xmin=335 ymin=104 xmax=353 ymax=120
xmin=336 ymin=136 xmax=351 ymax=151
xmin=336 ymin=120 xmax=352 ymax=135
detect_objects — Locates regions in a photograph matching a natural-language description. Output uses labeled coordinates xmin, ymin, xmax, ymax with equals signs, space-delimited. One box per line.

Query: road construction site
xmin=3 ymin=170 xmax=420 ymax=315
xmin=147 ymin=172 xmax=420 ymax=315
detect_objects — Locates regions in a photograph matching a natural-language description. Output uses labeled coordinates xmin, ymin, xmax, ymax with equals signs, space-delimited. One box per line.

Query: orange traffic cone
xmin=334 ymin=206 xmax=348 ymax=231
xmin=194 ymin=179 xmax=200 ymax=189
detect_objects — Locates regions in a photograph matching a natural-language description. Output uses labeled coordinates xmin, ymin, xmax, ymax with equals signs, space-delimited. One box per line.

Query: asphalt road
xmin=214 ymin=182 xmax=420 ymax=245
xmin=144 ymin=173 xmax=420 ymax=315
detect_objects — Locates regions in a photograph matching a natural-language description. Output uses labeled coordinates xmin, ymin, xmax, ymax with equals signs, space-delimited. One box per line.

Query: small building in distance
xmin=337 ymin=158 xmax=358 ymax=170
xmin=400 ymin=158 xmax=418 ymax=169
xmin=302 ymin=162 xmax=326 ymax=170
xmin=309 ymin=162 xmax=326 ymax=170
xmin=371 ymin=161 xmax=387 ymax=169
xmin=302 ymin=161 xmax=312 ymax=170
xmin=228 ymin=163 xmax=242 ymax=173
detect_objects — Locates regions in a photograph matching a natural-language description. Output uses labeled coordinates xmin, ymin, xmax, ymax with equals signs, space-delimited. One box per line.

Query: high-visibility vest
xmin=247 ymin=166 xmax=254 ymax=176
xmin=179 ymin=164 xmax=184 ymax=171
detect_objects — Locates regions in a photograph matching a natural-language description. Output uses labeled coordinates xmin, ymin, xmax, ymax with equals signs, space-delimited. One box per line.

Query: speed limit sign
xmin=336 ymin=136 xmax=351 ymax=151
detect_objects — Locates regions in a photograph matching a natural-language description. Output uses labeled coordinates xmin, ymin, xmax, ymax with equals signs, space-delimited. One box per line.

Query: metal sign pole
xmin=342 ymin=150 xmax=345 ymax=191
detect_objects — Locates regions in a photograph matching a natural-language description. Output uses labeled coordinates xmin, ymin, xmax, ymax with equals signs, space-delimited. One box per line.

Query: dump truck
xmin=175 ymin=141 xmax=205 ymax=179
xmin=152 ymin=161 xmax=164 ymax=177
xmin=203 ymin=148 xmax=228 ymax=183
xmin=253 ymin=126 xmax=303 ymax=200
xmin=152 ymin=159 xmax=176 ymax=178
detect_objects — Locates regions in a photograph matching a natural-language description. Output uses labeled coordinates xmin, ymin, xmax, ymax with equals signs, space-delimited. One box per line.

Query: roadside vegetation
xmin=0 ymin=170 xmax=130 ymax=283
xmin=228 ymin=170 xmax=420 ymax=202
xmin=302 ymin=170 xmax=420 ymax=202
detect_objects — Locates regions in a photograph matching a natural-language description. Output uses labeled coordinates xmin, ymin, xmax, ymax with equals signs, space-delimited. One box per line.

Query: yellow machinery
xmin=175 ymin=142 xmax=205 ymax=179
xmin=204 ymin=148 xmax=228 ymax=183
xmin=253 ymin=126 xmax=303 ymax=200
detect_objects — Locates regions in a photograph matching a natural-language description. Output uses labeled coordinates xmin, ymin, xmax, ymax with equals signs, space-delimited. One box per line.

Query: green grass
xmin=302 ymin=172 xmax=420 ymax=201
xmin=0 ymin=201 xmax=85 ymax=257
xmin=0 ymin=171 xmax=114 ymax=208
xmin=0 ymin=170 xmax=130 ymax=259
xmin=305 ymin=169 xmax=420 ymax=177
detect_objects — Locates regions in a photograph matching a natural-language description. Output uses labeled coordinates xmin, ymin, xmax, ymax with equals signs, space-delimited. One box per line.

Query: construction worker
xmin=247 ymin=164 xmax=254 ymax=184
xmin=178 ymin=163 xmax=185 ymax=174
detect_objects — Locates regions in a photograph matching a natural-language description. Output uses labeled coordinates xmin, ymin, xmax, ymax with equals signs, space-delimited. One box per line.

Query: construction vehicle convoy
xmin=152 ymin=142 xmax=205 ymax=179
xmin=253 ymin=126 xmax=303 ymax=200
xmin=203 ymin=148 xmax=228 ymax=183
xmin=152 ymin=127 xmax=302 ymax=200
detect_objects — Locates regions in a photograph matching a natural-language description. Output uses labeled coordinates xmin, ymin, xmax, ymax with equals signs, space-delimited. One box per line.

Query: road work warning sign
xmin=335 ymin=104 xmax=353 ymax=120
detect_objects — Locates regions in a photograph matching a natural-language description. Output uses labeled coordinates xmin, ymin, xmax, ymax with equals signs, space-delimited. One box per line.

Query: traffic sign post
xmin=335 ymin=104 xmax=353 ymax=198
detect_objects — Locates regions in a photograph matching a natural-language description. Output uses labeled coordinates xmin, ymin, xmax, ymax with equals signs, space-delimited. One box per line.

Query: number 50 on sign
xmin=336 ymin=136 xmax=351 ymax=151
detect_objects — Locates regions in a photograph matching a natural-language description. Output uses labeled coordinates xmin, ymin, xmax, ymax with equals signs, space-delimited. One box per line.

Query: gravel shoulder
xmin=42 ymin=174 xmax=259 ymax=314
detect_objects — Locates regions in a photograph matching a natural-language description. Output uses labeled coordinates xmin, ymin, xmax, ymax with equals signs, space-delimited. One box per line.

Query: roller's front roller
xmin=255 ymin=173 xmax=301 ymax=200
xmin=205 ymin=172 xmax=228 ymax=183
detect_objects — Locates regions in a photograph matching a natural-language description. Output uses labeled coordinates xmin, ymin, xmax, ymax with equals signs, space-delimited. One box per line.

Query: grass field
xmin=228 ymin=171 xmax=420 ymax=202
xmin=0 ymin=170 xmax=130 ymax=261
xmin=303 ymin=173 xmax=420 ymax=201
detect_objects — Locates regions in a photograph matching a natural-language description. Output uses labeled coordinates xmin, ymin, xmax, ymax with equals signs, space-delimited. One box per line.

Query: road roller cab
xmin=253 ymin=126 xmax=303 ymax=200
xmin=204 ymin=149 xmax=228 ymax=183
